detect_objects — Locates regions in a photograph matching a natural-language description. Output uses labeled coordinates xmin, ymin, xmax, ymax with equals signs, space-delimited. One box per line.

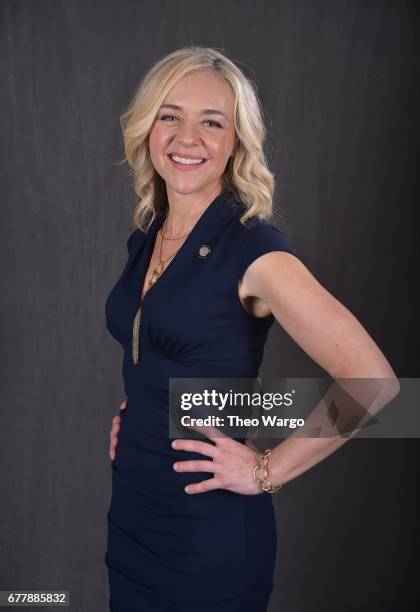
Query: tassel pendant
xmin=131 ymin=216 xmax=183 ymax=365
xmin=132 ymin=304 xmax=142 ymax=364
xmin=131 ymin=258 xmax=167 ymax=365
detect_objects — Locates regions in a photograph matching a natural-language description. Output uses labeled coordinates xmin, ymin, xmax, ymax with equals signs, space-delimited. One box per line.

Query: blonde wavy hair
xmin=120 ymin=46 xmax=277 ymax=232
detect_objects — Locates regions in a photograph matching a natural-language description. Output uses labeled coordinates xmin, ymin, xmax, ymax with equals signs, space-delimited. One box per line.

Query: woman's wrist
xmin=252 ymin=449 xmax=282 ymax=494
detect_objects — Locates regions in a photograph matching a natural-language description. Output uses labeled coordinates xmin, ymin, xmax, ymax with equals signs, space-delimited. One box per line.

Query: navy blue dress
xmin=104 ymin=192 xmax=296 ymax=611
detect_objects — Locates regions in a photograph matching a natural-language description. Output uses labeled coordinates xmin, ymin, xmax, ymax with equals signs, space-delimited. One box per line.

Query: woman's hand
xmin=171 ymin=435 xmax=264 ymax=495
xmin=109 ymin=400 xmax=126 ymax=461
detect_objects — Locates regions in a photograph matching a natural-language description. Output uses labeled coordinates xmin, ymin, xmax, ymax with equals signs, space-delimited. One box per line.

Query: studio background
xmin=1 ymin=1 xmax=418 ymax=611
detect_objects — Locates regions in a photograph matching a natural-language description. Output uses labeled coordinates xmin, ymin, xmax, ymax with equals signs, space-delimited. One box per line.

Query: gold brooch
xmin=198 ymin=244 xmax=211 ymax=258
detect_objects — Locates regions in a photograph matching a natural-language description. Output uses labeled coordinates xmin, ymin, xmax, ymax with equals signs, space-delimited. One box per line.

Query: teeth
xmin=171 ymin=154 xmax=205 ymax=165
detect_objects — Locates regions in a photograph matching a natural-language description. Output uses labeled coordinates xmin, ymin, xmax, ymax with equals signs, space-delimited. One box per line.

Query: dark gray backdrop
xmin=1 ymin=1 xmax=419 ymax=611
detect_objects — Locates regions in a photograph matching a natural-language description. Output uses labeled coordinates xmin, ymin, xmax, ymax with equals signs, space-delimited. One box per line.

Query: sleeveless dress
xmin=104 ymin=192 xmax=296 ymax=612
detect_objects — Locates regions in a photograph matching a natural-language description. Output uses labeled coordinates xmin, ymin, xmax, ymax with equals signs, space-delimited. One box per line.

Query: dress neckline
xmin=137 ymin=191 xmax=226 ymax=308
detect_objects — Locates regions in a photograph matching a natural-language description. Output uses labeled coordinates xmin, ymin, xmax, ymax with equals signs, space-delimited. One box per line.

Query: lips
xmin=167 ymin=154 xmax=209 ymax=170
xmin=168 ymin=152 xmax=207 ymax=161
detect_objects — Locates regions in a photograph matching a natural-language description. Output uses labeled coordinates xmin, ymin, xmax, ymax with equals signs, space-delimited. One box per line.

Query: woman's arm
xmin=241 ymin=251 xmax=400 ymax=487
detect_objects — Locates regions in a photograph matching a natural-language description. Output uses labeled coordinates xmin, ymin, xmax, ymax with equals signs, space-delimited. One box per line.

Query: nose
xmin=175 ymin=121 xmax=201 ymax=147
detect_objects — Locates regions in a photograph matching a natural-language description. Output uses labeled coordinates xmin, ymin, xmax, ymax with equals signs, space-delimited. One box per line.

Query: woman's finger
xmin=171 ymin=438 xmax=221 ymax=459
xmin=183 ymin=476 xmax=222 ymax=495
xmin=109 ymin=422 xmax=120 ymax=435
xmin=173 ymin=459 xmax=221 ymax=474
xmin=110 ymin=400 xmax=126 ymax=461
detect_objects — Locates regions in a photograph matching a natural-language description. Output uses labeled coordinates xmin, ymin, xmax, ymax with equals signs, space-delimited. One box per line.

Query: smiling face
xmin=148 ymin=69 xmax=236 ymax=201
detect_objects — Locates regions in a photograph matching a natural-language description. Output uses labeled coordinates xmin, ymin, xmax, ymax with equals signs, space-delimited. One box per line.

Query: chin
xmin=167 ymin=179 xmax=208 ymax=195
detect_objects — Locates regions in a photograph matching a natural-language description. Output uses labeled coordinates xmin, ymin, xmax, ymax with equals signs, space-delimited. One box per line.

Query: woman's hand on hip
xmin=109 ymin=400 xmax=126 ymax=461
xmin=171 ymin=435 xmax=264 ymax=496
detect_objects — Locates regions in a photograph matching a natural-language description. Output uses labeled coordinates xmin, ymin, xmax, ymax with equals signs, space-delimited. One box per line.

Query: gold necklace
xmin=142 ymin=227 xmax=180 ymax=298
xmin=131 ymin=209 xmax=203 ymax=364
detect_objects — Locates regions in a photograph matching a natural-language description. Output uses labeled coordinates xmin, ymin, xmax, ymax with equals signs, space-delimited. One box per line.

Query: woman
xmin=105 ymin=47 xmax=398 ymax=611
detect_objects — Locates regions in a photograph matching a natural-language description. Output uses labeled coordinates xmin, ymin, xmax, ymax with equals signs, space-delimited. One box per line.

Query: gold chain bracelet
xmin=253 ymin=449 xmax=282 ymax=494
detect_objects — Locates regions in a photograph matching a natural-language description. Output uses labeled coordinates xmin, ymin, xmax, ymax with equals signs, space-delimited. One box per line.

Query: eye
xmin=159 ymin=115 xmax=223 ymax=129
xmin=204 ymin=119 xmax=223 ymax=128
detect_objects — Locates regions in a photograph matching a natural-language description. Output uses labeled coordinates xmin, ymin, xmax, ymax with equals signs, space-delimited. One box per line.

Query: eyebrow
xmin=159 ymin=103 xmax=228 ymax=120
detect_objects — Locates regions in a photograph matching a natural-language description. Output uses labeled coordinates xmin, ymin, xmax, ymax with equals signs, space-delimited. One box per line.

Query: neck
xmin=163 ymin=186 xmax=222 ymax=237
